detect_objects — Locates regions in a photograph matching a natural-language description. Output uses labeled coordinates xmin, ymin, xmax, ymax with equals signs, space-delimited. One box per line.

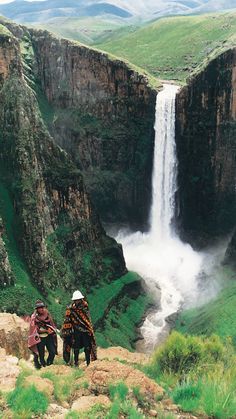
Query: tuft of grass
xmin=109 ymin=382 xmax=129 ymax=402
xmin=106 ymin=382 xmax=145 ymax=419
xmin=171 ymin=376 xmax=236 ymax=418
xmin=106 ymin=399 xmax=121 ymax=419
xmin=132 ymin=386 xmax=147 ymax=409
xmin=66 ymin=412 xmax=79 ymax=419
xmin=171 ymin=379 xmax=202 ymax=412
xmin=7 ymin=385 xmax=48 ymax=418
xmin=41 ymin=368 xmax=83 ymax=404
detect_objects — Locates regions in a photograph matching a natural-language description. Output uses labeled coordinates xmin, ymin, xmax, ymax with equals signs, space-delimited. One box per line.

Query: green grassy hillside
xmin=33 ymin=16 xmax=137 ymax=45
xmin=96 ymin=12 xmax=236 ymax=82
xmin=175 ymin=268 xmax=236 ymax=347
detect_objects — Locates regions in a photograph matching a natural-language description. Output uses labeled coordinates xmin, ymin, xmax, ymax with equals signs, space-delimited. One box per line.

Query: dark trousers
xmin=35 ymin=335 xmax=56 ymax=366
xmin=74 ymin=331 xmax=91 ymax=366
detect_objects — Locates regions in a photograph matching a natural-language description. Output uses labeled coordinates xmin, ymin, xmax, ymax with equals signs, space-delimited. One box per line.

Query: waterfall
xmin=150 ymin=84 xmax=179 ymax=240
xmin=116 ymin=84 xmax=204 ymax=350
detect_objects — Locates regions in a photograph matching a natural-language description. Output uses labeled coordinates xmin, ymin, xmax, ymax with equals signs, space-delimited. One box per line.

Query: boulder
xmin=0 ymin=313 xmax=29 ymax=359
xmin=85 ymin=360 xmax=164 ymax=399
xmin=45 ymin=403 xmax=68 ymax=419
xmin=71 ymin=395 xmax=111 ymax=413
xmin=97 ymin=346 xmax=149 ymax=365
xmin=0 ymin=348 xmax=20 ymax=392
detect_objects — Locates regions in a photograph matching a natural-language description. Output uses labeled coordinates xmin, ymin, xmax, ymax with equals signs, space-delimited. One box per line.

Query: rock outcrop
xmin=71 ymin=395 xmax=111 ymax=413
xmin=0 ymin=348 xmax=20 ymax=392
xmin=84 ymin=359 xmax=164 ymax=398
xmin=97 ymin=346 xmax=149 ymax=364
xmin=28 ymin=29 xmax=156 ymax=226
xmin=0 ymin=313 xmax=29 ymax=359
xmin=176 ymin=48 xmax=236 ymax=247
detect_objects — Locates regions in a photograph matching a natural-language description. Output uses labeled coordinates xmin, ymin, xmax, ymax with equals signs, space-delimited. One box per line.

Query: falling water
xmin=116 ymin=84 xmax=223 ymax=351
xmin=150 ymin=84 xmax=178 ymax=240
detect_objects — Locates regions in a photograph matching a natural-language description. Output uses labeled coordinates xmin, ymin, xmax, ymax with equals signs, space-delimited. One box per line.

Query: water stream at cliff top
xmin=116 ymin=84 xmax=223 ymax=351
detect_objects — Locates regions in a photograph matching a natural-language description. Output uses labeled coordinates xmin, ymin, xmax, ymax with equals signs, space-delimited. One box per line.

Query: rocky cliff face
xmin=176 ymin=48 xmax=236 ymax=247
xmin=28 ymin=30 xmax=156 ymax=226
xmin=0 ymin=24 xmax=126 ymax=314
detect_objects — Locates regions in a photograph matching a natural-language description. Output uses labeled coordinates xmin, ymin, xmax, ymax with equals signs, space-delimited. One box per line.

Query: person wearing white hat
xmin=72 ymin=290 xmax=84 ymax=300
xmin=61 ymin=290 xmax=97 ymax=366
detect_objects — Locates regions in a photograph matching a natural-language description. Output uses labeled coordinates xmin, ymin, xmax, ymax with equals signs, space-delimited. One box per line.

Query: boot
xmin=74 ymin=350 xmax=79 ymax=367
xmin=34 ymin=355 xmax=41 ymax=370
xmin=85 ymin=348 xmax=91 ymax=366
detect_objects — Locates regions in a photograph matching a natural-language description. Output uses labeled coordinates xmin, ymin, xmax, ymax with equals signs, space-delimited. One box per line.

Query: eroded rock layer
xmin=29 ymin=30 xmax=156 ymax=226
xmin=176 ymin=49 xmax=236 ymax=247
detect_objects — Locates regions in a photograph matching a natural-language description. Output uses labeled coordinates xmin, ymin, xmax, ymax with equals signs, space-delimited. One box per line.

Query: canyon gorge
xmin=0 ymin=17 xmax=236 ymax=349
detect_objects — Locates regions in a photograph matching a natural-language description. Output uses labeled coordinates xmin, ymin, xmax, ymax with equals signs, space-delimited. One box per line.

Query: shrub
xmin=151 ymin=332 xmax=225 ymax=375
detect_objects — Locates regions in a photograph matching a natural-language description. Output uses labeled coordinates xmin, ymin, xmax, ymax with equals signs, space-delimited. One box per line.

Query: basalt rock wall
xmin=176 ymin=48 xmax=236 ymax=247
xmin=29 ymin=30 xmax=156 ymax=226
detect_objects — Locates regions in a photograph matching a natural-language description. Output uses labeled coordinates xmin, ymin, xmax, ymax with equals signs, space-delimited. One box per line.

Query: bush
xmin=151 ymin=331 xmax=224 ymax=375
xmin=148 ymin=332 xmax=236 ymax=417
xmin=7 ymin=385 xmax=48 ymax=418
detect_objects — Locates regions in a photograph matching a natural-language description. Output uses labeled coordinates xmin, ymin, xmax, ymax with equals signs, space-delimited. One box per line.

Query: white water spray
xmin=116 ymin=84 xmax=204 ymax=350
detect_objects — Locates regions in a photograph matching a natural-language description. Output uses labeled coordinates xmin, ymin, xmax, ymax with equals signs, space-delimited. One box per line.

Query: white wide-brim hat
xmin=72 ymin=290 xmax=84 ymax=300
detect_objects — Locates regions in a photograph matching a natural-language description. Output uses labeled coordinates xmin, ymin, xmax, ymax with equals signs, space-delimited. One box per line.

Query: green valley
xmin=33 ymin=16 xmax=138 ymax=46
xmin=96 ymin=12 xmax=236 ymax=82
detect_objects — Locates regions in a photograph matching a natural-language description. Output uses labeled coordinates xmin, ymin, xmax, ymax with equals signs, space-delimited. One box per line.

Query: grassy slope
xmin=32 ymin=16 xmax=137 ymax=45
xmin=96 ymin=12 xmax=236 ymax=82
xmin=175 ymin=268 xmax=236 ymax=347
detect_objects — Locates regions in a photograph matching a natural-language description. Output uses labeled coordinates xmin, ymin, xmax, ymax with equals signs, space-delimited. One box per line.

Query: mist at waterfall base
xmin=115 ymin=85 xmax=226 ymax=350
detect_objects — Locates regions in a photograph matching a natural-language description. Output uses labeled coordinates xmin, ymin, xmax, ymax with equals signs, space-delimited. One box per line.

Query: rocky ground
xmin=0 ymin=313 xmax=203 ymax=418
